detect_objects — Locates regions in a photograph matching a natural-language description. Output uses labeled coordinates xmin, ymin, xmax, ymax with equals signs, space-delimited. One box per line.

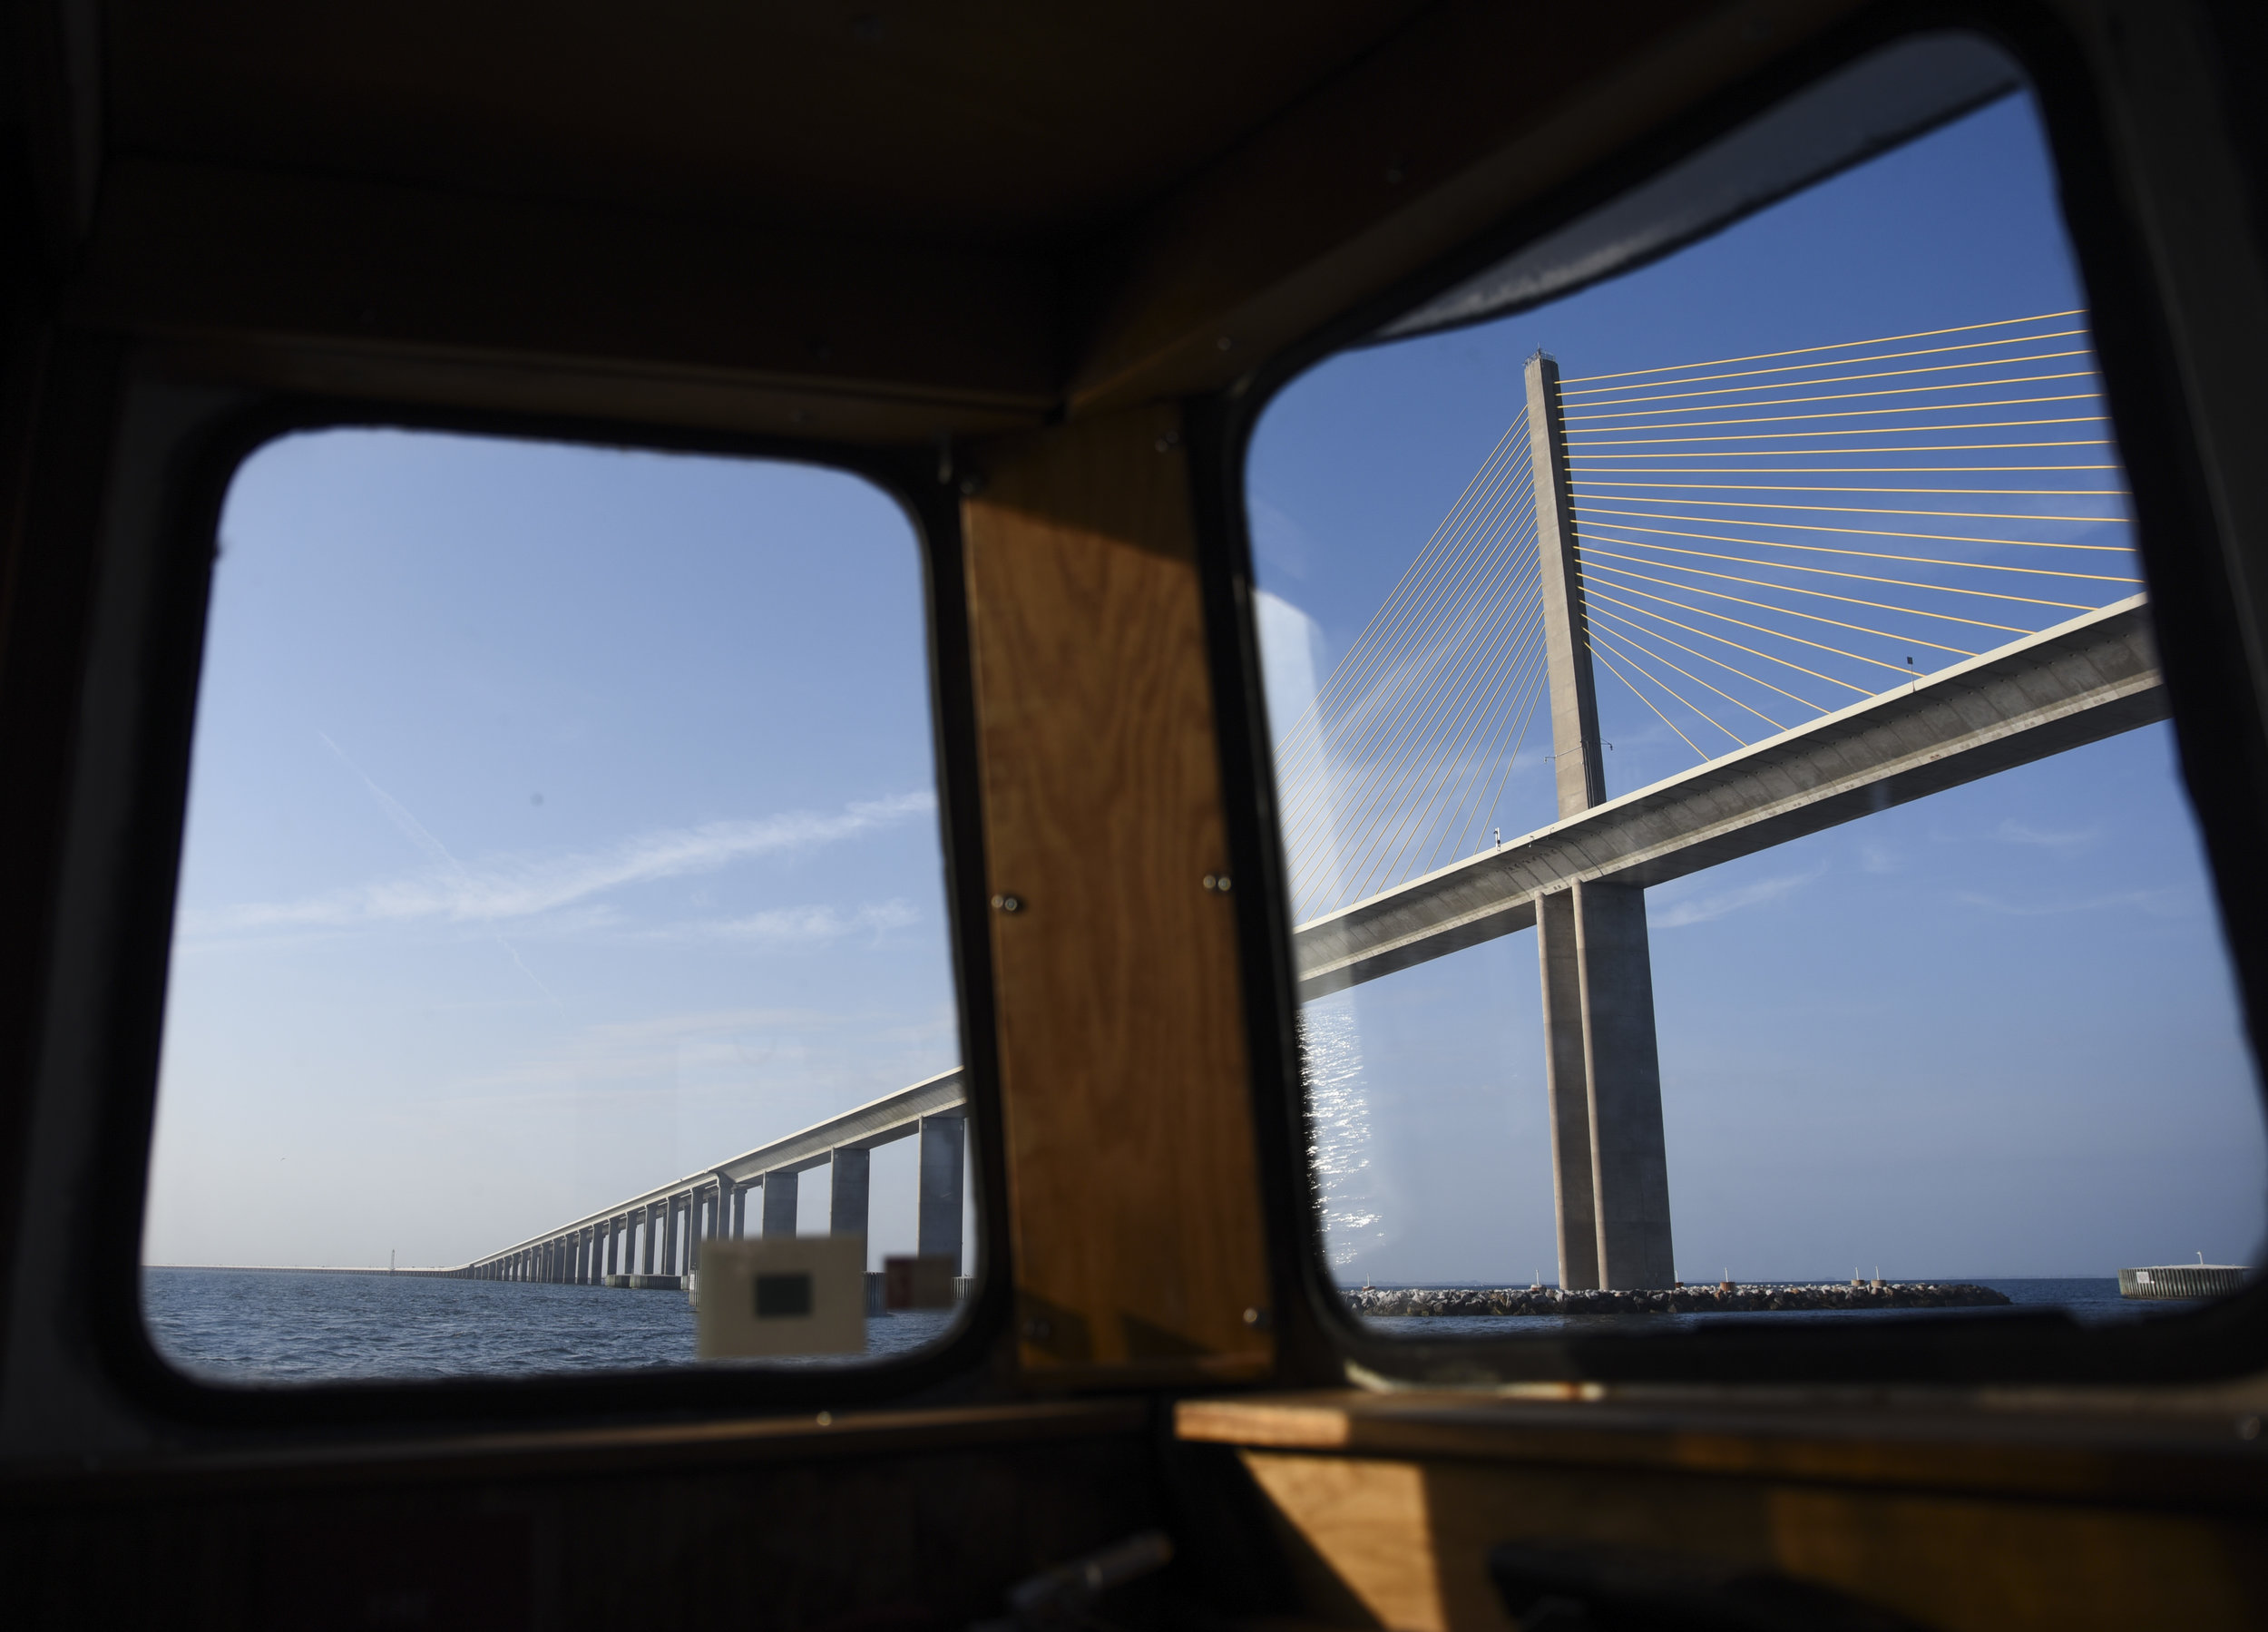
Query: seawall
xmin=1345 ymin=1282 xmax=2012 ymax=1316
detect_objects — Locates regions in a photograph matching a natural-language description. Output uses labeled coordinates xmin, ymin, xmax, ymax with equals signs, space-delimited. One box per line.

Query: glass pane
xmin=141 ymin=431 xmax=973 ymax=1381
xmin=1251 ymin=83 xmax=2264 ymax=1336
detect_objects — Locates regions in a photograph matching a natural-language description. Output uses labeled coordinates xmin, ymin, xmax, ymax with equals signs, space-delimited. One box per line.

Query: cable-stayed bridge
xmin=1276 ymin=309 xmax=2155 ymax=1294
xmin=452 ymin=311 xmax=2154 ymax=1306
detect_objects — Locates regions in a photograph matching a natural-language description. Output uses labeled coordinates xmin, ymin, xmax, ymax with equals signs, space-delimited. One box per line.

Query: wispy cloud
xmin=1652 ymin=865 xmax=1825 ymax=929
xmin=1995 ymin=818 xmax=2102 ymax=855
xmin=461 ymin=1002 xmax=955 ymax=1098
xmin=186 ymin=788 xmax=935 ymax=934
xmin=1955 ymin=886 xmax=2189 ymax=918
xmin=642 ymin=901 xmax=920 ymax=946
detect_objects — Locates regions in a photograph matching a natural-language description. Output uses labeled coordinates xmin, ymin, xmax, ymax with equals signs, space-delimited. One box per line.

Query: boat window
xmin=1246 ymin=61 xmax=2264 ymax=1344
xmin=141 ymin=431 xmax=976 ymax=1383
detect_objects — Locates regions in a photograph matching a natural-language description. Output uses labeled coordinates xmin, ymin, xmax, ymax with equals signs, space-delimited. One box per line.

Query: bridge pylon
xmin=1524 ymin=350 xmax=1676 ymax=1292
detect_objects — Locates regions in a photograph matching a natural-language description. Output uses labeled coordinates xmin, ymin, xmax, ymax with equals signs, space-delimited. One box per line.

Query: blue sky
xmin=1248 ymin=93 xmax=2268 ymax=1283
xmin=143 ymin=435 xmax=964 ymax=1269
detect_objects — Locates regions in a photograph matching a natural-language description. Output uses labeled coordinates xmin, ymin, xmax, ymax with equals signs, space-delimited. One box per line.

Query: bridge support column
xmin=1536 ymin=883 xmax=1675 ymax=1288
xmin=711 ymin=1171 xmax=739 ymax=1255
xmin=917 ymin=1114 xmax=964 ymax=1273
xmin=829 ymin=1147 xmax=870 ymax=1240
xmin=1537 ymin=889 xmax=1600 ymax=1290
xmin=763 ymin=1170 xmax=798 ymax=1236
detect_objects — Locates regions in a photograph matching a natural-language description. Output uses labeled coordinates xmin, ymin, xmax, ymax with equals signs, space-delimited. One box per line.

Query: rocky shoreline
xmin=1344 ymin=1282 xmax=2012 ymax=1317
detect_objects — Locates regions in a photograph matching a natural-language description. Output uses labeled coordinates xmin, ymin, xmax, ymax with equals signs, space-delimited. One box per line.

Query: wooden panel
xmin=963 ymin=404 xmax=1274 ymax=1382
xmin=1237 ymin=1449 xmax=2268 ymax=1632
xmin=1177 ymin=1390 xmax=2268 ymax=1506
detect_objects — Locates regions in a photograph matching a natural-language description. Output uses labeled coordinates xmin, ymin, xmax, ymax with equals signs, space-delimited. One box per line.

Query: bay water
xmin=142 ymin=1267 xmax=963 ymax=1383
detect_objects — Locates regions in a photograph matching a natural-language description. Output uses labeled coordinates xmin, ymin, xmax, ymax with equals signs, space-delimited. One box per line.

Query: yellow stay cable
xmin=1584 ymin=584 xmax=1904 ymax=686
xmin=1274 ymin=470 xmax=1537 ymax=828
xmin=1579 ymin=560 xmax=1980 ymax=658
xmin=1323 ymin=602 xmax=1546 ymax=901
xmin=1592 ymin=621 xmax=1782 ymax=734
xmin=1574 ymin=493 xmax=2132 ymax=529
xmin=1584 ymin=602 xmax=1831 ymax=713
xmin=1445 ymin=661 xmax=1554 ymax=865
xmin=1275 ymin=434 xmax=1528 ymax=746
xmin=1573 ymin=543 xmax=2040 ymax=630
xmin=1322 ymin=571 xmax=1548 ymax=883
xmin=1590 ymin=643 xmax=1714 ymax=763
xmin=1559 ymin=327 xmax=2091 ymax=396
xmin=1569 ymin=419 xmax=2105 ymax=448
xmin=1574 ymin=520 xmax=2134 ymax=591
xmin=1562 ymin=396 xmax=2099 ymax=436
xmin=1279 ymin=513 xmax=1540 ymax=847
xmin=1556 ymin=347 xmax=2092 ymax=408
xmin=1361 ymin=622 xmax=1553 ymax=896
xmin=1574 ymin=507 xmax=2146 ymax=569
xmin=1562 ymin=309 xmax=2084 ymax=383
xmin=1572 ymin=533 xmax=2097 ymax=612
xmin=1578 ymin=479 xmax=2128 ymax=494
xmin=1560 ymin=373 xmax=2097 ymax=424
xmin=1569 ymin=442 xmax=2114 ymax=459
xmin=1286 ymin=551 xmax=1543 ymax=863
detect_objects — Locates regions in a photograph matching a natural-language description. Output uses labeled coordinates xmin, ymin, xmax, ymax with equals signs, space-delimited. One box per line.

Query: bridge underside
xmin=1295 ymin=597 xmax=2164 ymax=997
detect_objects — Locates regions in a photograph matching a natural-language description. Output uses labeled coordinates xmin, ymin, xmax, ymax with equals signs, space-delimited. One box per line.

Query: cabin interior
xmin=4 ymin=2 xmax=2268 ymax=1627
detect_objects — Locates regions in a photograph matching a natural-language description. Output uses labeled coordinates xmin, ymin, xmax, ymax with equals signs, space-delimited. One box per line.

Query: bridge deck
xmin=1294 ymin=597 xmax=2163 ymax=996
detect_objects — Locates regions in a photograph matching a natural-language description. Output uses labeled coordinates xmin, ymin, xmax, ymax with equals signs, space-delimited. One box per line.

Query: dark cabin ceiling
xmin=103 ymin=1 xmax=1436 ymax=244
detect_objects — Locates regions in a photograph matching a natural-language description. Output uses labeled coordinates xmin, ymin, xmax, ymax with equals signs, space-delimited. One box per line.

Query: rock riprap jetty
xmin=1344 ymin=1283 xmax=2011 ymax=1317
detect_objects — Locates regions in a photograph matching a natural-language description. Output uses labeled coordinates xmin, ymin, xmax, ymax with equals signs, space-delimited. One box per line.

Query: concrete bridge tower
xmin=1526 ymin=350 xmax=1676 ymax=1291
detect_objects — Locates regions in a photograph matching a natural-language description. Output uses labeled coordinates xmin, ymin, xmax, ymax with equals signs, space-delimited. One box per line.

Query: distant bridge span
xmin=455 ymin=1069 xmax=967 ymax=1285
xmin=1294 ymin=596 xmax=2163 ymax=996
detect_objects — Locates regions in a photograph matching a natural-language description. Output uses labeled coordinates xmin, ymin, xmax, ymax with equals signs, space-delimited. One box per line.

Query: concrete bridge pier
xmin=830 ymin=1146 xmax=870 ymax=1238
xmin=763 ymin=1169 xmax=798 ymax=1237
xmin=918 ymin=1113 xmax=965 ymax=1273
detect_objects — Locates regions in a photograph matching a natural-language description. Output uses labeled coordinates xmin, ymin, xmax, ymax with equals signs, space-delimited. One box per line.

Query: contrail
xmin=317 ymin=732 xmax=567 ymax=1013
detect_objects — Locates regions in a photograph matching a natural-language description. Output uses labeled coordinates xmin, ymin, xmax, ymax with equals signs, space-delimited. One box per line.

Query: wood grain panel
xmin=1178 ymin=1390 xmax=2268 ymax=1507
xmin=1234 ymin=1450 xmax=2268 ymax=1632
xmin=962 ymin=403 xmax=1273 ymax=1383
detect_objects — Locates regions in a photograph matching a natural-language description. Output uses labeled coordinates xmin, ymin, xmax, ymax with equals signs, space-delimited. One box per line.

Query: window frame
xmin=1194 ymin=4 xmax=2268 ymax=1388
xmin=79 ymin=389 xmax=1015 ymax=1426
